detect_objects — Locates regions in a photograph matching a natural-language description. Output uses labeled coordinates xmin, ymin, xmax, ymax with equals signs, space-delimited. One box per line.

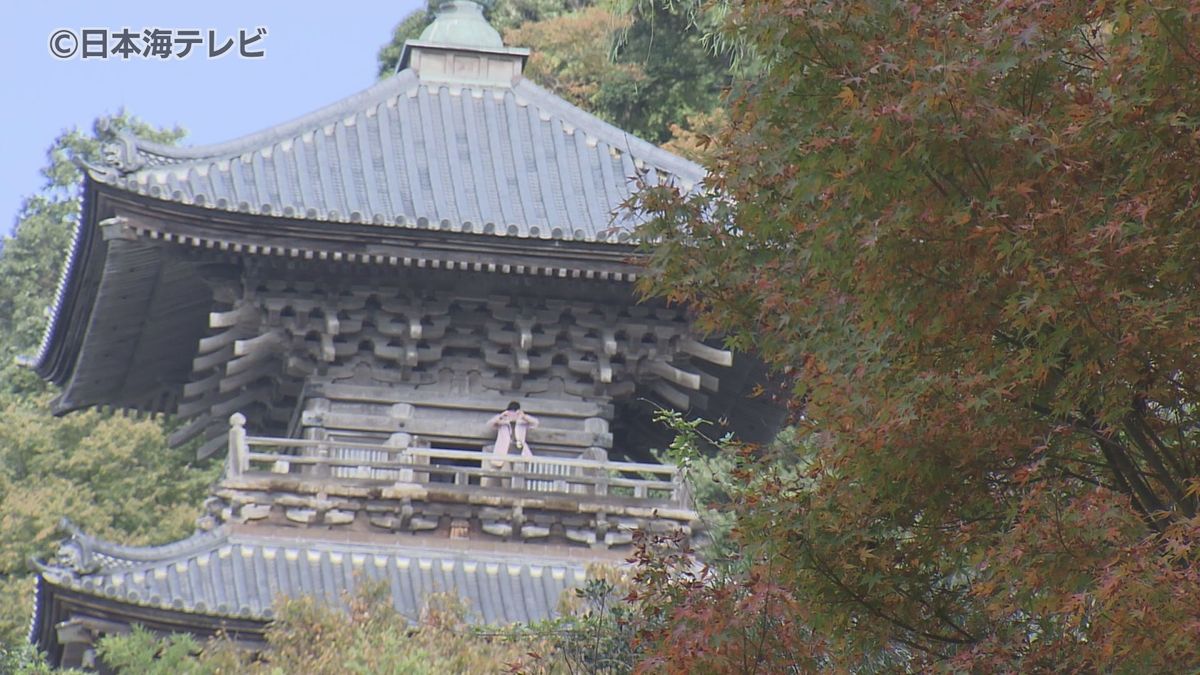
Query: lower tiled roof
xmin=36 ymin=522 xmax=587 ymax=625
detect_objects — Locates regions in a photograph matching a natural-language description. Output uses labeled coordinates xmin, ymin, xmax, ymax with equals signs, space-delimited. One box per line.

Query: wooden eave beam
xmin=104 ymin=189 xmax=645 ymax=281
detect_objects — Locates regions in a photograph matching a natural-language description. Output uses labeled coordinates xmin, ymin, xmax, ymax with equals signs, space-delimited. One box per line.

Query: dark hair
xmin=506 ymin=401 xmax=521 ymax=411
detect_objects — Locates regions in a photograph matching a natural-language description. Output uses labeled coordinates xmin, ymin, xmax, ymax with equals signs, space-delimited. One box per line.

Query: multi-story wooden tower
xmin=27 ymin=2 xmax=775 ymax=668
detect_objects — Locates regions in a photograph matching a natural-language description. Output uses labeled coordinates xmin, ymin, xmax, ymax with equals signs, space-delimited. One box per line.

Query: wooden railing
xmin=225 ymin=413 xmax=690 ymax=509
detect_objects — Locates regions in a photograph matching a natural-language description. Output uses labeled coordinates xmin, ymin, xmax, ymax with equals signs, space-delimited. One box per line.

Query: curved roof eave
xmin=31 ymin=176 xmax=104 ymax=384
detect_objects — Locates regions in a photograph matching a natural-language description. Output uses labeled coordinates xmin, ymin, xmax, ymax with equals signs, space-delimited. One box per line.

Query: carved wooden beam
xmin=647 ymin=360 xmax=703 ymax=391
xmin=209 ymin=303 xmax=259 ymax=329
xmin=182 ymin=371 xmax=222 ymax=399
xmin=652 ymin=382 xmax=691 ymax=410
xmin=678 ymin=337 xmax=733 ymax=367
xmin=193 ymin=344 xmax=234 ymax=373
xmin=197 ymin=327 xmax=241 ymax=354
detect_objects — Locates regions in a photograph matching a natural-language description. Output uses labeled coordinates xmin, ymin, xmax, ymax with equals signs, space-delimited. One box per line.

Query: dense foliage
xmin=94 ymin=586 xmax=548 ymax=674
xmin=0 ymin=117 xmax=219 ymax=647
xmin=634 ymin=0 xmax=1200 ymax=670
xmin=2 ymin=576 xmax=639 ymax=674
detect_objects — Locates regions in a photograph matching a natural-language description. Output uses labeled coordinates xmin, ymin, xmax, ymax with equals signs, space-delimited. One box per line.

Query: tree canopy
xmin=634 ymin=0 xmax=1200 ymax=669
xmin=377 ymin=0 xmax=730 ymax=150
xmin=0 ymin=116 xmax=218 ymax=647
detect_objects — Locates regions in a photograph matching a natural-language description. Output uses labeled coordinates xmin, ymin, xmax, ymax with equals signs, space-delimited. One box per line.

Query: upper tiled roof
xmin=91 ymin=69 xmax=702 ymax=244
xmin=37 ymin=522 xmax=587 ymax=625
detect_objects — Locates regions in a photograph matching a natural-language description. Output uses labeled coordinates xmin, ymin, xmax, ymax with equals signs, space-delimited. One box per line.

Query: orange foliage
xmin=633 ymin=0 xmax=1200 ymax=670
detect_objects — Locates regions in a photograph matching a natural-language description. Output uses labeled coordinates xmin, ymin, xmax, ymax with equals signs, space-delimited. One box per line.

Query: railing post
xmin=315 ymin=437 xmax=331 ymax=480
xmin=584 ymin=447 xmax=608 ymax=497
xmin=414 ymin=440 xmax=430 ymax=484
xmin=228 ymin=413 xmax=247 ymax=478
xmin=302 ymin=398 xmax=331 ymax=479
xmin=388 ymin=433 xmax=412 ymax=483
xmin=553 ymin=460 xmax=568 ymax=494
xmin=511 ymin=458 xmax=525 ymax=491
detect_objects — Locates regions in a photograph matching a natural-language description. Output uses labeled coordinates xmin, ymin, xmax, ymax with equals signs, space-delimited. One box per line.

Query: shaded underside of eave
xmin=614 ymin=352 xmax=790 ymax=460
xmin=32 ymin=577 xmax=268 ymax=666
xmin=51 ymin=233 xmax=212 ymax=415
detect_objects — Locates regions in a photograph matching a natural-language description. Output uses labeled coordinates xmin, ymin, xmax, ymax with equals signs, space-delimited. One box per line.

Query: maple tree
xmin=633 ymin=0 xmax=1200 ymax=670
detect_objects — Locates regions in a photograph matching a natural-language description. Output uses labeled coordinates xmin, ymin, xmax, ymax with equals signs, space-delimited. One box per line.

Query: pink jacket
xmin=487 ymin=410 xmax=539 ymax=464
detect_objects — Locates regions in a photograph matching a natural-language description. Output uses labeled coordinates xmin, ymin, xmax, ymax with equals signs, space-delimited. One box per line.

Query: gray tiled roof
xmin=37 ymin=524 xmax=586 ymax=625
xmin=93 ymin=69 xmax=703 ymax=244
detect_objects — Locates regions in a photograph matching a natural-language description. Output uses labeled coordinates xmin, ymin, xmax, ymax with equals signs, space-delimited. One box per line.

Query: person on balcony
xmin=487 ymin=401 xmax=539 ymax=468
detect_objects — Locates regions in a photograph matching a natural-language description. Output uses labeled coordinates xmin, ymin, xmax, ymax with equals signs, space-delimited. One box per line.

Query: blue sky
xmin=1 ymin=1 xmax=424 ymax=234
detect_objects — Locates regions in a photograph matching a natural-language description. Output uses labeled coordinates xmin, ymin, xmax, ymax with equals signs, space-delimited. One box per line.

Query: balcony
xmin=212 ymin=413 xmax=695 ymax=550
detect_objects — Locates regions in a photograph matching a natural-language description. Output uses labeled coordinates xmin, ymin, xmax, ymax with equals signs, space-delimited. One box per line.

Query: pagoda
xmin=27 ymin=2 xmax=778 ymax=669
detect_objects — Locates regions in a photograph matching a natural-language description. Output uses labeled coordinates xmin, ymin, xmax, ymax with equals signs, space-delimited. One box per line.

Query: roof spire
xmin=419 ymin=1 xmax=503 ymax=49
xmin=399 ymin=0 xmax=529 ymax=86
